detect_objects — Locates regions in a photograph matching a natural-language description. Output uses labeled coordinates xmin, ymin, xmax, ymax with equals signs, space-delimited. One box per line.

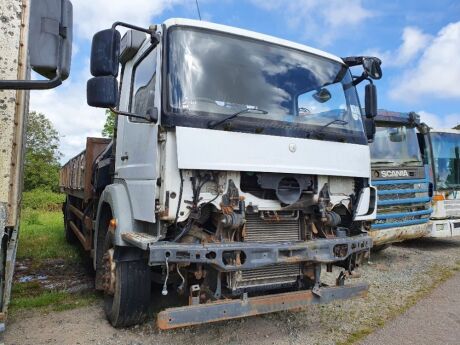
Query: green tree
xmin=454 ymin=124 xmax=460 ymax=130
xmin=24 ymin=111 xmax=61 ymax=191
xmin=102 ymin=109 xmax=116 ymax=138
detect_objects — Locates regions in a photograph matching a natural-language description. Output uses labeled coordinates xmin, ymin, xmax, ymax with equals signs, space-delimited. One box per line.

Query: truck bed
xmin=60 ymin=137 xmax=111 ymax=201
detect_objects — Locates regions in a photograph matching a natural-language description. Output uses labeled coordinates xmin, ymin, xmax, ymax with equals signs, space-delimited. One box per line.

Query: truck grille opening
xmin=373 ymin=180 xmax=431 ymax=229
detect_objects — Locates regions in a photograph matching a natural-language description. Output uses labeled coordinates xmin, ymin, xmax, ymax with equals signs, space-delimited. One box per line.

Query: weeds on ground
xmin=18 ymin=210 xmax=79 ymax=262
xmin=12 ymin=204 xmax=97 ymax=314
xmin=10 ymin=281 xmax=97 ymax=312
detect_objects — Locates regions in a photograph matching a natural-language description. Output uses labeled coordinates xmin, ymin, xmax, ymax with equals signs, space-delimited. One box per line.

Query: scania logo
xmin=380 ymin=170 xmax=409 ymax=178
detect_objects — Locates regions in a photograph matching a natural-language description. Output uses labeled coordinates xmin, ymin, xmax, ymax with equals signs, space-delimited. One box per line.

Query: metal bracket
xmin=157 ymin=283 xmax=369 ymax=330
xmin=189 ymin=285 xmax=201 ymax=305
xmin=0 ymin=70 xmax=62 ymax=90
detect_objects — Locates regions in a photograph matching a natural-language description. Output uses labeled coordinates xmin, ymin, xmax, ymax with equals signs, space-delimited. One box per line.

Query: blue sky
xmin=30 ymin=0 xmax=460 ymax=161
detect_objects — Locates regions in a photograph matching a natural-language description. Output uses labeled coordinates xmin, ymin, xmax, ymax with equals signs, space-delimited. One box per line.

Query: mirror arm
xmin=352 ymin=73 xmax=372 ymax=86
xmin=111 ymin=21 xmax=159 ymax=45
xmin=109 ymin=107 xmax=154 ymax=122
xmin=0 ymin=69 xmax=62 ymax=90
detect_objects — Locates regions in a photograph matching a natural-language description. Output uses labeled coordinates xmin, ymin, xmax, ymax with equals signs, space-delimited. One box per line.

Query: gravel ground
xmin=360 ymin=271 xmax=460 ymax=345
xmin=4 ymin=237 xmax=460 ymax=345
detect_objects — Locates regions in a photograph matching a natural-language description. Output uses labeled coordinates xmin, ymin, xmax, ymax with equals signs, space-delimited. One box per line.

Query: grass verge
xmin=11 ymin=208 xmax=98 ymax=314
xmin=336 ymin=263 xmax=460 ymax=345
xmin=18 ymin=210 xmax=80 ymax=263
xmin=10 ymin=282 xmax=97 ymax=313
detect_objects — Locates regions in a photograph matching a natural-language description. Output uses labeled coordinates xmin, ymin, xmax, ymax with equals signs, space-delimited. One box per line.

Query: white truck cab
xmin=63 ymin=18 xmax=382 ymax=329
xmin=425 ymin=129 xmax=460 ymax=237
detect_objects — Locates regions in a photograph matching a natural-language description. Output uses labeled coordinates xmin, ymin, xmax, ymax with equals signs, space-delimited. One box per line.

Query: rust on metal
xmin=59 ymin=137 xmax=111 ymax=200
xmin=369 ymin=223 xmax=430 ymax=246
xmin=102 ymin=248 xmax=116 ymax=295
xmin=69 ymin=220 xmax=91 ymax=251
xmin=156 ymin=283 xmax=368 ymax=330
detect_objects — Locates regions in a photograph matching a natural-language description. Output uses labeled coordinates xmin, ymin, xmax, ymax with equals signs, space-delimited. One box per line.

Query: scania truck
xmin=60 ymin=18 xmax=382 ymax=328
xmin=0 ymin=0 xmax=72 ymax=332
xmin=425 ymin=129 xmax=460 ymax=237
xmin=369 ymin=110 xmax=432 ymax=250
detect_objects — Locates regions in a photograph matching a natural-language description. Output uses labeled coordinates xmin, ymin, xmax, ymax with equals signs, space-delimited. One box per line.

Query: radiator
xmin=228 ymin=212 xmax=302 ymax=291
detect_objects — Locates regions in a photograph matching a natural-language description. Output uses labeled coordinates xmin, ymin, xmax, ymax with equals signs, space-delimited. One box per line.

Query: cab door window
xmin=130 ymin=48 xmax=157 ymax=121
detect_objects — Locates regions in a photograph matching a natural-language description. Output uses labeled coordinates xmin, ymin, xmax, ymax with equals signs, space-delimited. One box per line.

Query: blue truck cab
xmin=368 ymin=110 xmax=433 ymax=249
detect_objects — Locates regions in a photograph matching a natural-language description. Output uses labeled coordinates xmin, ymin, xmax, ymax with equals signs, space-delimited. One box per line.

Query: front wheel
xmin=102 ymin=232 xmax=151 ymax=327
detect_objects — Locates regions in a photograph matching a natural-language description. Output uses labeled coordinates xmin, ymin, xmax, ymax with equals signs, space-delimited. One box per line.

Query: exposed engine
xmin=159 ymin=170 xmax=367 ymax=300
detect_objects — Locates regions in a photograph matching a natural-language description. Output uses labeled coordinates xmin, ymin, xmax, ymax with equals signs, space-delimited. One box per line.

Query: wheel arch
xmin=94 ymin=183 xmax=135 ymax=269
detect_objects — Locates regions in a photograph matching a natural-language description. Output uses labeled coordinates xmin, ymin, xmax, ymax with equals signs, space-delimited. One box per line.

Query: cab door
xmin=115 ymin=31 xmax=162 ymax=222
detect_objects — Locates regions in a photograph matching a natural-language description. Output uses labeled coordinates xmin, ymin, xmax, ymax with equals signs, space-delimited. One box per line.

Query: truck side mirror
xmin=87 ymin=29 xmax=121 ymax=108
xmin=90 ymin=29 xmax=121 ymax=77
xmin=363 ymin=57 xmax=382 ymax=80
xmin=0 ymin=0 xmax=73 ymax=90
xmin=29 ymin=0 xmax=73 ymax=80
xmin=365 ymin=84 xmax=377 ymax=118
xmin=87 ymin=76 xmax=118 ymax=108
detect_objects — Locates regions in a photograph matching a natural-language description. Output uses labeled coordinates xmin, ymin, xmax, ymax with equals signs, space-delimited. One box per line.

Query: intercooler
xmin=227 ymin=212 xmax=302 ymax=291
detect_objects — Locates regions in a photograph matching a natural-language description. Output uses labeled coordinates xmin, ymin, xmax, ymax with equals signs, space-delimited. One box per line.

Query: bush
xmin=22 ymin=189 xmax=65 ymax=212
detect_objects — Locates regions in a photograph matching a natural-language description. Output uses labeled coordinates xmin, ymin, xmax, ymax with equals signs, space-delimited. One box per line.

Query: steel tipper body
xmin=61 ymin=18 xmax=381 ymax=328
xmin=0 ymin=0 xmax=29 ymax=331
xmin=425 ymin=129 xmax=460 ymax=237
xmin=0 ymin=0 xmax=72 ymax=332
xmin=0 ymin=0 xmax=73 ymax=332
xmin=369 ymin=110 xmax=432 ymax=247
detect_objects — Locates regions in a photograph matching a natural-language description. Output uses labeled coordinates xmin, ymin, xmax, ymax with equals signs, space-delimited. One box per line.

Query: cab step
xmin=121 ymin=232 xmax=158 ymax=250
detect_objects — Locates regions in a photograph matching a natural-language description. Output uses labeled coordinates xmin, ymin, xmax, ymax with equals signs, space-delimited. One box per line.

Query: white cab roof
xmin=163 ymin=18 xmax=344 ymax=65
xmin=430 ymin=129 xmax=460 ymax=134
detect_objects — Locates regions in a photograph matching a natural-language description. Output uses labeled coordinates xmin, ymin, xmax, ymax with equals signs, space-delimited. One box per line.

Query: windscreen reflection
xmin=167 ymin=27 xmax=365 ymax=138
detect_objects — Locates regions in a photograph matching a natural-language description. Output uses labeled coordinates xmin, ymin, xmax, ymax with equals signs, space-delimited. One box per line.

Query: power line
xmin=195 ymin=0 xmax=202 ymax=20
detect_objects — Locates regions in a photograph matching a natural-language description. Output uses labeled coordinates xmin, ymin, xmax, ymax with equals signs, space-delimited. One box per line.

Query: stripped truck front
xmin=61 ymin=18 xmax=382 ymax=329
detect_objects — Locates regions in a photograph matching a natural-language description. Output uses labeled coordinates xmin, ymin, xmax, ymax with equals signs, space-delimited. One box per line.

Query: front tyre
xmin=103 ymin=233 xmax=151 ymax=327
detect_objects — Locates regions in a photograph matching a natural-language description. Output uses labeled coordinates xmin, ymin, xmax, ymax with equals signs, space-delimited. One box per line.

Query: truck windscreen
xmin=370 ymin=126 xmax=423 ymax=166
xmin=430 ymin=132 xmax=460 ymax=190
xmin=165 ymin=26 xmax=367 ymax=144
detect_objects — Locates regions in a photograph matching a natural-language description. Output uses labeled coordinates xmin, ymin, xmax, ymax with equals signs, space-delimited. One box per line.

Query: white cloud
xmin=363 ymin=27 xmax=432 ymax=68
xmin=29 ymin=3 xmax=164 ymax=162
xmin=418 ymin=110 xmax=460 ymax=129
xmin=395 ymin=27 xmax=432 ymax=65
xmin=390 ymin=21 xmax=460 ymax=102
xmin=72 ymin=0 xmax=184 ymax=40
xmin=251 ymin=0 xmax=373 ymax=46
xmin=29 ymin=1 xmax=190 ymax=162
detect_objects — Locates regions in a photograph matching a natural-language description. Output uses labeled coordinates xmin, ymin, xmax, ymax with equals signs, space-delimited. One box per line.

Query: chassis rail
xmin=157 ymin=282 xmax=369 ymax=329
xmin=122 ymin=233 xmax=372 ymax=271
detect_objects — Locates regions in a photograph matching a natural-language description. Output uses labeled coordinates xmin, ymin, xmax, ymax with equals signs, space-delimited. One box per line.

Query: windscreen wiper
xmin=372 ymin=160 xmax=396 ymax=164
xmin=207 ymin=108 xmax=268 ymax=129
xmin=310 ymin=119 xmax=348 ymax=139
xmin=402 ymin=160 xmax=422 ymax=165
